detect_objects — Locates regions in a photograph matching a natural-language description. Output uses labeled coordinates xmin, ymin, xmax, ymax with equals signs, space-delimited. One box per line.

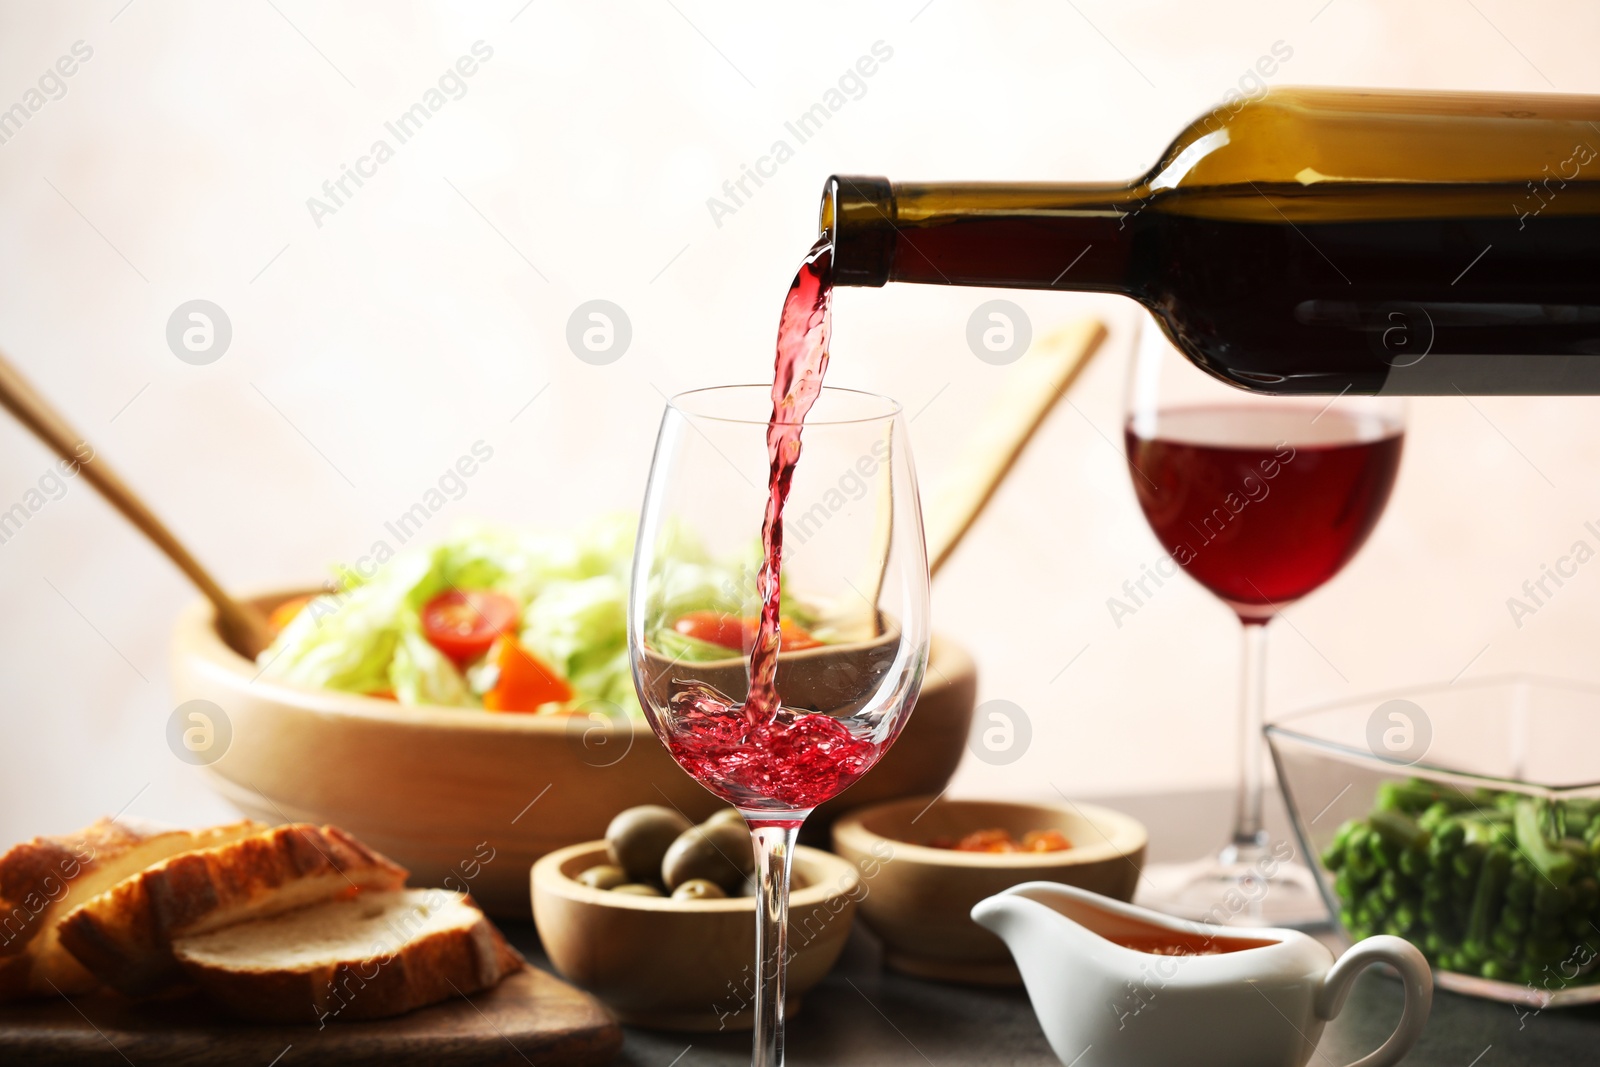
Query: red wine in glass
xmin=664 ymin=703 xmax=883 ymax=811
xmin=657 ymin=235 xmax=890 ymax=818
xmin=1125 ymin=406 xmax=1404 ymax=619
xmin=1120 ymin=383 xmax=1404 ymax=928
xmin=631 ymin=245 xmax=929 ymax=1067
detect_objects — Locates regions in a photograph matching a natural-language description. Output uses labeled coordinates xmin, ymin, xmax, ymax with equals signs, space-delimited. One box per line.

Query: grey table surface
xmin=506 ymin=919 xmax=1600 ymax=1067
xmin=506 ymin=787 xmax=1600 ymax=1066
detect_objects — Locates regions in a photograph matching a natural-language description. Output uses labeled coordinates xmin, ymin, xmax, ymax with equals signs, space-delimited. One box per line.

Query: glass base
xmin=1135 ymin=842 xmax=1332 ymax=929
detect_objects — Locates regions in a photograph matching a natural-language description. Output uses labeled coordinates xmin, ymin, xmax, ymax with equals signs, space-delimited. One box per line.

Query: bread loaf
xmin=173 ymin=888 xmax=523 ymax=1024
xmin=0 ymin=818 xmax=261 ymax=999
xmin=57 ymin=823 xmax=407 ymax=997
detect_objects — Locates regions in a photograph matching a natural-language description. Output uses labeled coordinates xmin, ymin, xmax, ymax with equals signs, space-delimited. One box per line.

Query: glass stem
xmin=1231 ymin=618 xmax=1270 ymax=855
xmin=750 ymin=819 xmax=802 ymax=1067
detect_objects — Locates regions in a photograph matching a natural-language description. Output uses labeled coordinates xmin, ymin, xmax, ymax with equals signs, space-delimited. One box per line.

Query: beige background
xmin=1 ymin=0 xmax=1597 ymax=848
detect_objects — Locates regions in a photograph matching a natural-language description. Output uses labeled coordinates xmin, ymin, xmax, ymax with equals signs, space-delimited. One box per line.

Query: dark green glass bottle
xmin=822 ymin=87 xmax=1600 ymax=395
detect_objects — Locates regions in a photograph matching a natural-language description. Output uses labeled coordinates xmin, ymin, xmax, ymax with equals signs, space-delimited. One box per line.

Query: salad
xmin=1325 ymin=778 xmax=1600 ymax=987
xmin=258 ymin=517 xmax=826 ymax=714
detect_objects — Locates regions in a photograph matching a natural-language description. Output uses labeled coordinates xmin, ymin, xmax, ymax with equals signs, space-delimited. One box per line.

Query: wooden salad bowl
xmin=170 ymin=590 xmax=977 ymax=918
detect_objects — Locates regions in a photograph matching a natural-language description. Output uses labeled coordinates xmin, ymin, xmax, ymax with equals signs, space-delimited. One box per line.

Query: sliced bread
xmin=57 ymin=823 xmax=407 ymax=997
xmin=0 ymin=817 xmax=263 ymax=1000
xmin=173 ymin=888 xmax=523 ymax=1024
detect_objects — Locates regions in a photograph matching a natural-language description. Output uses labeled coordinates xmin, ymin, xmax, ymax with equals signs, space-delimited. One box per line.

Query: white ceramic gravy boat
xmin=973 ymin=882 xmax=1432 ymax=1067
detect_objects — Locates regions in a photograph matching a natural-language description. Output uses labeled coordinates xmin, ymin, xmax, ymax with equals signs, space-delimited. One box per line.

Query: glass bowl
xmin=1267 ymin=675 xmax=1600 ymax=1008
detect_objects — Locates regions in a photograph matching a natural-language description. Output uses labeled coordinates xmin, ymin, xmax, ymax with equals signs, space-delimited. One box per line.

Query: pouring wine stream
xmin=662 ymin=230 xmax=1104 ymax=1067
xmin=749 ymin=235 xmax=834 ymax=723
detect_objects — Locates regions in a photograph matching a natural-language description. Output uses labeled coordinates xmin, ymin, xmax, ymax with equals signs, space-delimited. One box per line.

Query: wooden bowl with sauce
xmin=832 ymin=796 xmax=1148 ymax=985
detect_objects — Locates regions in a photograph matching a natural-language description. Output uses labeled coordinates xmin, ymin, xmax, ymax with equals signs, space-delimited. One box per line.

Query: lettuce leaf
xmin=649 ymin=627 xmax=742 ymax=664
xmin=259 ymin=517 xmax=643 ymax=712
xmin=256 ymin=513 xmax=806 ymax=719
xmin=389 ymin=623 xmax=471 ymax=706
xmin=259 ymin=549 xmax=434 ymax=695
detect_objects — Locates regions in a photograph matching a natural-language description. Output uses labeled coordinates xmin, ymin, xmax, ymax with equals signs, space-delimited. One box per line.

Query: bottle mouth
xmin=819 ymin=175 xmax=896 ymax=288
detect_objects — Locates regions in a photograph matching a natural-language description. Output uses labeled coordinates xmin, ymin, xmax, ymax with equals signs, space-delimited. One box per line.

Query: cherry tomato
xmin=420 ymin=589 xmax=519 ymax=665
xmin=267 ymin=594 xmax=314 ymax=634
xmin=672 ymin=611 xmax=823 ymax=653
xmin=672 ymin=611 xmax=747 ymax=651
xmin=776 ymin=618 xmax=824 ymax=652
xmin=483 ymin=637 xmax=572 ymax=712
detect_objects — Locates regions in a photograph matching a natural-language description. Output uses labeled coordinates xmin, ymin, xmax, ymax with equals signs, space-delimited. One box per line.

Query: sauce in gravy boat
xmin=973 ymin=882 xmax=1432 ymax=1067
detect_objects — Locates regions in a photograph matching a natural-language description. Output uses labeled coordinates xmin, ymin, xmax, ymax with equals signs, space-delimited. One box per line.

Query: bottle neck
xmin=821 ymin=175 xmax=1142 ymax=293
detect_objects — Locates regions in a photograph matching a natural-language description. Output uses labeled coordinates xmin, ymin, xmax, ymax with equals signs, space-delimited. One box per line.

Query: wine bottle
xmin=821 ymin=87 xmax=1600 ymax=395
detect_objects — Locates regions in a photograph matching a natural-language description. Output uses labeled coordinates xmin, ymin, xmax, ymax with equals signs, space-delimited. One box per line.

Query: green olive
xmin=605 ymin=805 xmax=693 ymax=883
xmin=661 ymin=821 xmax=754 ymax=892
xmin=671 ymin=878 xmax=728 ymax=901
xmin=575 ymin=864 xmax=628 ymax=890
xmin=703 ymin=808 xmax=745 ymax=830
xmin=611 ymin=883 xmax=663 ymax=897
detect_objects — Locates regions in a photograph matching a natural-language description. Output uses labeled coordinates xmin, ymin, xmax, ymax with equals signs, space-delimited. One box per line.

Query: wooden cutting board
xmin=0 ymin=965 xmax=621 ymax=1066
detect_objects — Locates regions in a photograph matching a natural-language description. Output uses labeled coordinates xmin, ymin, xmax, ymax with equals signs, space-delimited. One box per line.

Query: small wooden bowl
xmin=170 ymin=590 xmax=976 ymax=918
xmin=532 ymin=841 xmax=860 ymax=1031
xmin=832 ymin=796 xmax=1147 ymax=986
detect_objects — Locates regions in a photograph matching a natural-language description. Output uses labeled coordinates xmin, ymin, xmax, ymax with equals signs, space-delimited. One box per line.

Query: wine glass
xmin=1124 ymin=316 xmax=1405 ymax=926
xmin=629 ymin=384 xmax=929 ymax=1066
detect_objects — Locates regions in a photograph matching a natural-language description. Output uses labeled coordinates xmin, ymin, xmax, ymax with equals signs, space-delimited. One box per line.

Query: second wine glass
xmin=1125 ymin=317 xmax=1405 ymax=926
xmin=630 ymin=384 xmax=929 ymax=1066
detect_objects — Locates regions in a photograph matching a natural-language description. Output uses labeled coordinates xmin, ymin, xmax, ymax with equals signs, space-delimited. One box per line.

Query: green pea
xmin=1380 ymin=870 xmax=1404 ymax=903
xmin=1535 ymin=884 xmax=1576 ymax=916
xmin=1371 ymin=832 xmax=1401 ymax=867
xmin=1453 ymin=843 xmax=1485 ymax=881
xmin=1419 ymin=801 xmax=1454 ymax=832
xmin=1530 ymin=915 xmax=1563 ymax=942
xmin=1430 ymin=820 xmax=1466 ymax=858
xmin=1399 ymin=848 xmax=1428 ymax=880
xmin=1528 ymin=935 xmax=1572 ymax=965
xmin=1481 ymin=959 xmax=1514 ymax=981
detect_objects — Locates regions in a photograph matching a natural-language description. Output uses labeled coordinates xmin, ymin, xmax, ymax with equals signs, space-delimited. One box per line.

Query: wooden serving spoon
xmin=923 ymin=316 xmax=1108 ymax=577
xmin=0 ymin=349 xmax=274 ymax=658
